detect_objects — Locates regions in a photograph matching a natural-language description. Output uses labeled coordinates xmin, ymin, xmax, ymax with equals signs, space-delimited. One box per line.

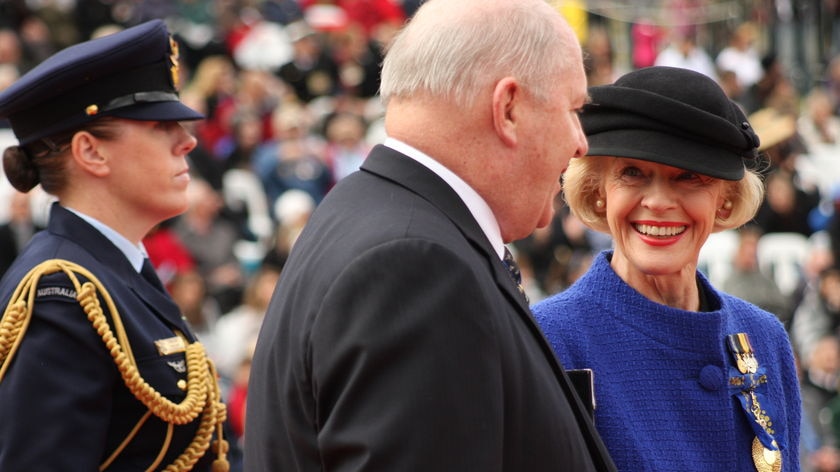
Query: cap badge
xmin=168 ymin=36 xmax=180 ymax=91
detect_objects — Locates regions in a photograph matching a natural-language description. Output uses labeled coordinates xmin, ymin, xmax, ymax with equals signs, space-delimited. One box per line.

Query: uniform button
xmin=698 ymin=365 xmax=724 ymax=391
xmin=177 ymin=379 xmax=187 ymax=391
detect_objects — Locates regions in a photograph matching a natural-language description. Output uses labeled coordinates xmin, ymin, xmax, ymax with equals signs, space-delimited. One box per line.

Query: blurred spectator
xmin=718 ymin=69 xmax=744 ymax=103
xmin=798 ymin=90 xmax=840 ymax=206
xmin=749 ymin=107 xmax=805 ymax=173
xmin=169 ymin=1 xmax=230 ymax=73
xmin=825 ymin=186 xmax=840 ymax=266
xmin=755 ymin=169 xmax=821 ymax=237
xmin=800 ymin=335 xmax=840 ymax=472
xmin=0 ymin=29 xmax=23 ymax=75
xmin=231 ymin=11 xmax=293 ymax=72
xmin=181 ymin=54 xmax=238 ymax=155
xmin=583 ymin=26 xmax=619 ymax=86
xmin=0 ymin=191 xmax=41 ymax=278
xmin=800 ymin=88 xmax=840 ymax=148
xmin=17 ymin=16 xmax=57 ymax=69
xmin=214 ymin=68 xmax=285 ymax=151
xmin=654 ymin=27 xmax=718 ymax=81
xmin=172 ymin=178 xmax=245 ymax=313
xmin=168 ymin=268 xmax=221 ymax=352
xmin=322 ymin=110 xmax=370 ymax=181
xmin=631 ymin=18 xmax=665 ymax=70
xmin=262 ymin=189 xmax=316 ymax=271
xmin=275 ymin=20 xmax=341 ymax=103
xmin=789 ymin=230 xmax=836 ymax=326
xmin=722 ymin=225 xmax=792 ymax=322
xmin=792 ymin=266 xmax=840 ymax=368
xmin=213 ymin=263 xmax=282 ymax=380
xmin=513 ymin=204 xmax=609 ymax=299
xmin=221 ymin=165 xmax=274 ymax=249
xmin=330 ymin=22 xmax=383 ymax=98
xmin=215 ymin=109 xmax=265 ymax=171
xmin=179 ymin=93 xmax=228 ymax=191
xmin=742 ymin=53 xmax=799 ymax=115
xmin=143 ymin=219 xmax=196 ymax=289
xmin=299 ymin=0 xmax=405 ymax=39
xmin=716 ymin=22 xmax=763 ymax=90
xmin=750 ymin=107 xmax=821 ymax=236
xmin=253 ymin=103 xmax=332 ymax=207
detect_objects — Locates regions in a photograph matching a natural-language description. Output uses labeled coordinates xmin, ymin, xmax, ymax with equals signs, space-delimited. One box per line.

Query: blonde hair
xmin=562 ymin=156 xmax=765 ymax=233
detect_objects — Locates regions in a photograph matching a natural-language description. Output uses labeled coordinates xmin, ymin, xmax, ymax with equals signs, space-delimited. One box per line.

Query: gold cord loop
xmin=0 ymin=259 xmax=228 ymax=471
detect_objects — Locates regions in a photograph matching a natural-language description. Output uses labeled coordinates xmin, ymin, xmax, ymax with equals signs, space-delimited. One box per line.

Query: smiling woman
xmin=533 ymin=66 xmax=801 ymax=472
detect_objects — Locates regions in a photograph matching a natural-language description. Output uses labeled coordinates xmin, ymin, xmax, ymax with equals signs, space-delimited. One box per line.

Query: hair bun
xmin=3 ymin=146 xmax=40 ymax=192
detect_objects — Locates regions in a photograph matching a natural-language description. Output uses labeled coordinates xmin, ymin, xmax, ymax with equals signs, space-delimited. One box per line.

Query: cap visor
xmin=109 ymin=101 xmax=204 ymax=121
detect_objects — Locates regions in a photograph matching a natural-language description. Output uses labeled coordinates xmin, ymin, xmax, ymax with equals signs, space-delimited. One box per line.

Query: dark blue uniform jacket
xmin=0 ymin=203 xmax=211 ymax=471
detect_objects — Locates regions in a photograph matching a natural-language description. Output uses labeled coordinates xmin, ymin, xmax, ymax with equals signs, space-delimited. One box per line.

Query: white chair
xmin=222 ymin=168 xmax=274 ymax=244
xmin=756 ymin=232 xmax=811 ymax=297
xmin=698 ymin=229 xmax=739 ymax=287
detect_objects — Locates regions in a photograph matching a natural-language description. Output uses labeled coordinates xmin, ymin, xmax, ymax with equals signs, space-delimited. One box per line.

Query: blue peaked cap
xmin=0 ymin=19 xmax=203 ymax=146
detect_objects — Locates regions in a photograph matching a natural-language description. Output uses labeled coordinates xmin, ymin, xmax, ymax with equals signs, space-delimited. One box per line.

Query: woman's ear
xmin=716 ymin=198 xmax=733 ymax=221
xmin=70 ymin=131 xmax=110 ymax=177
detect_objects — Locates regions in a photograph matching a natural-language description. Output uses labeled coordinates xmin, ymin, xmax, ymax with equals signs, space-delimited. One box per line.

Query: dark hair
xmin=3 ymin=117 xmax=120 ymax=194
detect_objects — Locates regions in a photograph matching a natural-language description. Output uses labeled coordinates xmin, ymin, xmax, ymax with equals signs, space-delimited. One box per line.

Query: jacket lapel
xmin=361 ymin=145 xmax=530 ymax=309
xmin=47 ymin=205 xmax=190 ymax=332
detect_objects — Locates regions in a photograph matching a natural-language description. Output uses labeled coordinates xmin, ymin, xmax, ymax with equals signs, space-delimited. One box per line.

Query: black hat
xmin=581 ymin=66 xmax=759 ymax=181
xmin=0 ymin=19 xmax=202 ymax=147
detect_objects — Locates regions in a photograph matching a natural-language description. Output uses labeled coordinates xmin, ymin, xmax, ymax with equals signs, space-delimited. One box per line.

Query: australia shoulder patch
xmin=36 ymin=285 xmax=78 ymax=301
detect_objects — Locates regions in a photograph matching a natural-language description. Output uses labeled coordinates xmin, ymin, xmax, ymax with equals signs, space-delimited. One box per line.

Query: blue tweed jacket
xmin=533 ymin=250 xmax=801 ymax=472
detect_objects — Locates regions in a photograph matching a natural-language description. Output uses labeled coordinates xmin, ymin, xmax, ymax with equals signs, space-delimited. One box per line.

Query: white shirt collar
xmin=64 ymin=206 xmax=146 ymax=272
xmin=383 ymin=137 xmax=505 ymax=259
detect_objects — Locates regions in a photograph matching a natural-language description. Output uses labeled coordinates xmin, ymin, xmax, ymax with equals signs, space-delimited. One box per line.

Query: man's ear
xmin=70 ymin=131 xmax=110 ymax=177
xmin=492 ymin=77 xmax=520 ymax=147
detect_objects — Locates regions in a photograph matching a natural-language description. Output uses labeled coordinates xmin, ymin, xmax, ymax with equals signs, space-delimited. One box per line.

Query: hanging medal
xmin=726 ymin=333 xmax=782 ymax=472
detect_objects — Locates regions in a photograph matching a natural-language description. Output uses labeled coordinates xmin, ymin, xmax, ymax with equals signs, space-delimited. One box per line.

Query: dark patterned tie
xmin=140 ymin=258 xmax=166 ymax=292
xmin=502 ymin=247 xmax=528 ymax=303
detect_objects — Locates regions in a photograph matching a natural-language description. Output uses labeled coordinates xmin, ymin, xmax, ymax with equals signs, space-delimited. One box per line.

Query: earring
xmin=595 ymin=199 xmax=605 ymax=209
xmin=722 ymin=200 xmax=732 ymax=210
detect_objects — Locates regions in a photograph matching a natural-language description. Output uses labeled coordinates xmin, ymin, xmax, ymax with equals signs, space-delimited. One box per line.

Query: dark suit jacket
xmin=0 ymin=204 xmax=212 ymax=471
xmin=245 ymin=145 xmax=616 ymax=471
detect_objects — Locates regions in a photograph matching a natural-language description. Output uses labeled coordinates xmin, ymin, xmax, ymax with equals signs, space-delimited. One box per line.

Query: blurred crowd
xmin=4 ymin=0 xmax=840 ymax=470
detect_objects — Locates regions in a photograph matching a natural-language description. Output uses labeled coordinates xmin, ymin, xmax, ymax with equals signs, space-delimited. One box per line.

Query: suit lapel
xmin=362 ymin=145 xmax=531 ymax=309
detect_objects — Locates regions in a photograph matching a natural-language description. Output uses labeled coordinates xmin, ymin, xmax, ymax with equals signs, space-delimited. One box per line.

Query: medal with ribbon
xmin=727 ymin=333 xmax=781 ymax=472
